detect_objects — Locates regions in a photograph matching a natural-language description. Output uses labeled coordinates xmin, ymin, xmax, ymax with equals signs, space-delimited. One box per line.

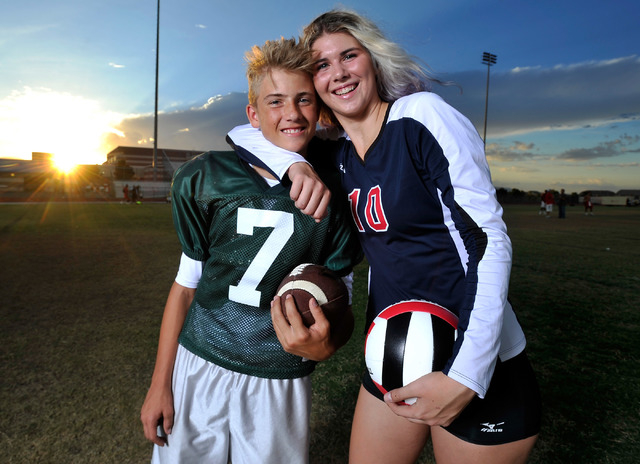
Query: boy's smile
xmin=247 ymin=69 xmax=319 ymax=157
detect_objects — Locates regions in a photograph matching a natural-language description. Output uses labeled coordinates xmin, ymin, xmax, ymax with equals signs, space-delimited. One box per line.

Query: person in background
xmin=558 ymin=189 xmax=567 ymax=218
xmin=228 ymin=9 xmax=541 ymax=464
xmin=539 ymin=192 xmax=545 ymax=215
xmin=543 ymin=189 xmax=554 ymax=218
xmin=584 ymin=192 xmax=594 ymax=215
xmin=122 ymin=183 xmax=130 ymax=203
xmin=140 ymin=37 xmax=362 ymax=464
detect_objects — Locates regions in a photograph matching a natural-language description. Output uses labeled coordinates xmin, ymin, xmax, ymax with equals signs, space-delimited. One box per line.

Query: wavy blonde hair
xmin=302 ymin=9 xmax=441 ymax=104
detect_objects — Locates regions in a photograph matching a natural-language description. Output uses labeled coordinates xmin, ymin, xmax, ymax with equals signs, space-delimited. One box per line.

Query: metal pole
xmin=482 ymin=52 xmax=497 ymax=149
xmin=483 ymin=62 xmax=490 ymax=147
xmin=153 ymin=0 xmax=160 ymax=181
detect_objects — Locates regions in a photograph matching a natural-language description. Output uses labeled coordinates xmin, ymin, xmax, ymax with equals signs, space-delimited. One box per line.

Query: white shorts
xmin=545 ymin=204 xmax=553 ymax=212
xmin=152 ymin=345 xmax=312 ymax=464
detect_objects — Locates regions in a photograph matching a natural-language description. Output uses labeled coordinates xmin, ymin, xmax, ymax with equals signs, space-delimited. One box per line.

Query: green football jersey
xmin=171 ymin=150 xmax=362 ymax=379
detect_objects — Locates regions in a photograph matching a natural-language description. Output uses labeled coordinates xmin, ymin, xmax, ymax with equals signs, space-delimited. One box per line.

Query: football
xmin=365 ymin=300 xmax=458 ymax=404
xmin=276 ymin=263 xmax=349 ymax=327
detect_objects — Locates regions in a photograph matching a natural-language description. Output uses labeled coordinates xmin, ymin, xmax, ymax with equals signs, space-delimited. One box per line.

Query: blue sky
xmin=1 ymin=0 xmax=638 ymax=192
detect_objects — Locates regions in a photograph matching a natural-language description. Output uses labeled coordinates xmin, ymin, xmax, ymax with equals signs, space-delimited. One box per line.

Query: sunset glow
xmin=0 ymin=87 xmax=123 ymax=166
xmin=1 ymin=2 xmax=638 ymax=192
xmin=52 ymin=155 xmax=78 ymax=175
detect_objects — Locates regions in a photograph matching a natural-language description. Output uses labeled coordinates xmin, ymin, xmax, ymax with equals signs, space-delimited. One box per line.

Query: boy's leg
xmin=229 ymin=374 xmax=312 ymax=464
xmin=349 ymin=385 xmax=429 ymax=464
xmin=152 ymin=345 xmax=232 ymax=463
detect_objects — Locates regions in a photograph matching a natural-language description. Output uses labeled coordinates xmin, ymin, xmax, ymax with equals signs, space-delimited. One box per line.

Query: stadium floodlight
xmin=482 ymin=52 xmax=497 ymax=149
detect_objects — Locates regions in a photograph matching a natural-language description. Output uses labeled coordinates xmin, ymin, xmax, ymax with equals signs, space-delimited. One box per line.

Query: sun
xmin=0 ymin=87 xmax=123 ymax=166
xmin=52 ymin=155 xmax=79 ymax=175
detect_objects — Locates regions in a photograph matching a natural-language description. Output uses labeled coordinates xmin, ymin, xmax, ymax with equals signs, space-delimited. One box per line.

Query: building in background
xmin=103 ymin=146 xmax=203 ymax=201
xmin=104 ymin=146 xmax=202 ymax=182
xmin=0 ymin=152 xmax=58 ymax=196
xmin=0 ymin=147 xmax=203 ymax=201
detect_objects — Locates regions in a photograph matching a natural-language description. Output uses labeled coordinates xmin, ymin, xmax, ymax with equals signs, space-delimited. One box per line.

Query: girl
xmin=228 ymin=9 xmax=541 ymax=463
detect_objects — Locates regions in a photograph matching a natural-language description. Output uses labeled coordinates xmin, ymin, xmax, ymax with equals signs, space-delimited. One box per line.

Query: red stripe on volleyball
xmin=372 ymin=378 xmax=388 ymax=395
xmin=364 ymin=320 xmax=377 ymax=357
xmin=377 ymin=300 xmax=458 ymax=329
xmin=373 ymin=379 xmax=412 ymax=406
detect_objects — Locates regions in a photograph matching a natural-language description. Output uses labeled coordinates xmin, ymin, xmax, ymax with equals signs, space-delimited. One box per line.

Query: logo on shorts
xmin=480 ymin=422 xmax=504 ymax=433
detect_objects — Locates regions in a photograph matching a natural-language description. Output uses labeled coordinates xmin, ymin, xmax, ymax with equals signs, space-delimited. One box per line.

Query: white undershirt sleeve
xmin=228 ymin=124 xmax=307 ymax=179
xmin=175 ymin=252 xmax=203 ymax=288
xmin=342 ymin=272 xmax=354 ymax=305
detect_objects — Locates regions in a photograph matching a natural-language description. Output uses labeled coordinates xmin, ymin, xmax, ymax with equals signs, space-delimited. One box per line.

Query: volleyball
xmin=365 ymin=300 xmax=458 ymax=404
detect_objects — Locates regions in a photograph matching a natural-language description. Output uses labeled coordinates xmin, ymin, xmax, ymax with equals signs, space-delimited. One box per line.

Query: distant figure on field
xmin=584 ymin=193 xmax=594 ymax=215
xmin=543 ymin=190 xmax=555 ymax=218
xmin=558 ymin=189 xmax=567 ymax=219
xmin=123 ymin=184 xmax=130 ymax=203
xmin=539 ymin=192 xmax=545 ymax=215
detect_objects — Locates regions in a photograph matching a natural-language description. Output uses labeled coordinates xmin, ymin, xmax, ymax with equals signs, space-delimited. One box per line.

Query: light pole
xmin=482 ymin=52 xmax=497 ymax=149
xmin=153 ymin=0 xmax=160 ymax=181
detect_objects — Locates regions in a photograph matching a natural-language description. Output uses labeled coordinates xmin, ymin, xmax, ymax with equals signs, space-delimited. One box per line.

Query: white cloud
xmin=98 ymin=57 xmax=640 ymax=192
xmin=557 ymin=137 xmax=640 ymax=161
xmin=439 ymin=55 xmax=640 ymax=138
xmin=106 ymin=92 xmax=248 ymax=153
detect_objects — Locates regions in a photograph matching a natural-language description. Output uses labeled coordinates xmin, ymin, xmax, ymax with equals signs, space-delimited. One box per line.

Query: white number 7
xmin=228 ymin=207 xmax=294 ymax=307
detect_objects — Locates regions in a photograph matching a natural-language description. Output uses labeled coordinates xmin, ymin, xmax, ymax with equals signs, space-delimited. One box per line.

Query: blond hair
xmin=245 ymin=37 xmax=314 ymax=105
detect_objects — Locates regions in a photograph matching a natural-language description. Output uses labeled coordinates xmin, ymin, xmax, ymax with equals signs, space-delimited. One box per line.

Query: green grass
xmin=1 ymin=203 xmax=639 ymax=463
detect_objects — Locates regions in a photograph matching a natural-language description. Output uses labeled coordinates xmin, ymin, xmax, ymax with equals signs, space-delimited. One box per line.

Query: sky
xmin=1 ymin=0 xmax=638 ymax=192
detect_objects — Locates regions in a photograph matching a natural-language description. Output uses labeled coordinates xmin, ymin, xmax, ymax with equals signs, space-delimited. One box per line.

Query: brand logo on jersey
xmin=480 ymin=422 xmax=504 ymax=433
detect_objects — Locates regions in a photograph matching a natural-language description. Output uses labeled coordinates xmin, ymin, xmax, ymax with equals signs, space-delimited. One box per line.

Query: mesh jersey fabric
xmin=171 ymin=149 xmax=362 ymax=379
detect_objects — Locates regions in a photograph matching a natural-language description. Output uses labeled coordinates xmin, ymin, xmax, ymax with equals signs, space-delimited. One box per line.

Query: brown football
xmin=276 ymin=263 xmax=349 ymax=327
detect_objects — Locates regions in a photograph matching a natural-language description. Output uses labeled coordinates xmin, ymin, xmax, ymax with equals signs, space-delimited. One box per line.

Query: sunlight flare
xmin=0 ymin=87 xmax=124 ymax=166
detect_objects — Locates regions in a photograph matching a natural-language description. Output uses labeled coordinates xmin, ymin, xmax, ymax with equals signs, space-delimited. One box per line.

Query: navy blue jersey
xmin=228 ymin=92 xmax=526 ymax=396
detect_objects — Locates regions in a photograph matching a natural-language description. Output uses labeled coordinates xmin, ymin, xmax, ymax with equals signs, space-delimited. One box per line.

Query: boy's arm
xmin=141 ymin=281 xmax=195 ymax=446
xmin=227 ymin=124 xmax=331 ymax=221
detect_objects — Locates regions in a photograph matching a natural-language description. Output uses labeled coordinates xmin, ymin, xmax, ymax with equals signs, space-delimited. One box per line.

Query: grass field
xmin=1 ymin=203 xmax=639 ymax=463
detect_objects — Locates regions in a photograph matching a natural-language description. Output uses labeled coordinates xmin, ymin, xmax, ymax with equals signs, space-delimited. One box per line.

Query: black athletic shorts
xmin=362 ymin=350 xmax=541 ymax=445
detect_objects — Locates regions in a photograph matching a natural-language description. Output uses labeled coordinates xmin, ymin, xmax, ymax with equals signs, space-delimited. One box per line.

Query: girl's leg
xmin=349 ymin=385 xmax=429 ymax=464
xmin=431 ymin=426 xmax=537 ymax=464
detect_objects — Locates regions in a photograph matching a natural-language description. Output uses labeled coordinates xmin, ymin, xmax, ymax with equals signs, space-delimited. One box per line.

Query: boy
xmin=140 ymin=38 xmax=362 ymax=463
